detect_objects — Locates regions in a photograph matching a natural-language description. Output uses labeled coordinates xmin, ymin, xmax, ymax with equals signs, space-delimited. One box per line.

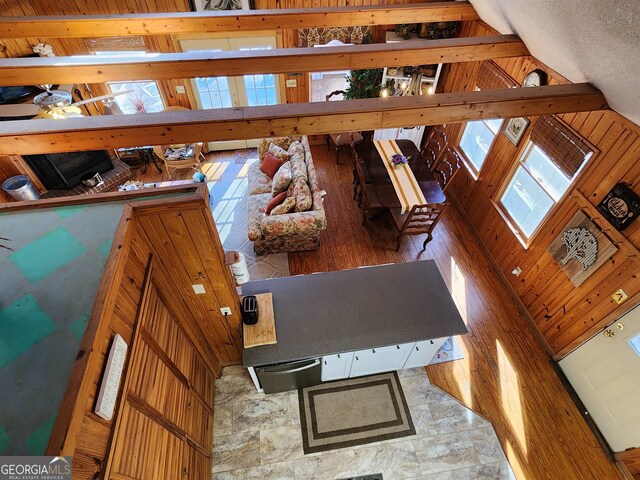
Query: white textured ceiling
xmin=469 ymin=0 xmax=640 ymax=126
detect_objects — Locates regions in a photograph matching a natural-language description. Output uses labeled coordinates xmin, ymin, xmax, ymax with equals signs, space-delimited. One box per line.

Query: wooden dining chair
xmin=353 ymin=156 xmax=384 ymax=224
xmin=391 ymin=202 xmax=448 ymax=252
xmin=421 ymin=126 xmax=448 ymax=171
xmin=350 ymin=140 xmax=372 ymax=202
xmin=325 ymin=90 xmax=364 ymax=164
xmin=432 ymin=145 xmax=462 ymax=192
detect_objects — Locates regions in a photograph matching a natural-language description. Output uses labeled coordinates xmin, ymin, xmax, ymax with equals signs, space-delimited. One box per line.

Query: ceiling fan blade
xmin=0 ymin=103 xmax=41 ymax=118
xmin=70 ymin=90 xmax=134 ymax=107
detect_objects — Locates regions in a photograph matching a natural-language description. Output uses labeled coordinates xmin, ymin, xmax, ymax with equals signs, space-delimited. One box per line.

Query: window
xmin=90 ymin=51 xmax=165 ymax=115
xmin=107 ymin=81 xmax=164 ymax=114
xmin=499 ymin=116 xmax=593 ymax=240
xmin=310 ymin=71 xmax=350 ymax=102
xmin=458 ymin=118 xmax=502 ymax=173
xmin=238 ymin=47 xmax=278 ymax=107
xmin=310 ymin=40 xmax=351 ymax=103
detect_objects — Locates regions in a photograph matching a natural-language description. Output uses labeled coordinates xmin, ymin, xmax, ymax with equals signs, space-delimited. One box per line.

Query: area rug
xmin=340 ymin=475 xmax=383 ymax=480
xmin=206 ymin=153 xmax=289 ymax=281
xmin=429 ymin=336 xmax=464 ymax=365
xmin=299 ymin=371 xmax=415 ymax=454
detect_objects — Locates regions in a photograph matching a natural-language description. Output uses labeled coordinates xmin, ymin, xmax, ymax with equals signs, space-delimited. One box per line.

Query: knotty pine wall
xmin=46 ymin=190 xmax=239 ymax=478
xmin=440 ymin=21 xmax=640 ymax=359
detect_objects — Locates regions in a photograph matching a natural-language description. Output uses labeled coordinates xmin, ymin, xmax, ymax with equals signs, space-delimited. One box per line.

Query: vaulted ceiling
xmin=470 ymin=0 xmax=640 ymax=126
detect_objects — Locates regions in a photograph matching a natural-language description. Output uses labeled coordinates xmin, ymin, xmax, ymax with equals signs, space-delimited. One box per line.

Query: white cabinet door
xmin=402 ymin=337 xmax=448 ymax=369
xmin=321 ymin=352 xmax=354 ymax=381
xmin=350 ymin=344 xmax=413 ymax=378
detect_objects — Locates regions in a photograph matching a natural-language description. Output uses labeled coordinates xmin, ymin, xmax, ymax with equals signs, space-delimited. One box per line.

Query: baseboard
xmin=449 ymin=194 xmax=555 ymax=357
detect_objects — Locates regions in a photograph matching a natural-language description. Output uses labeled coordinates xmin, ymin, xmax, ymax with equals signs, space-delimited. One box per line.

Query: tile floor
xmin=212 ymin=366 xmax=515 ymax=480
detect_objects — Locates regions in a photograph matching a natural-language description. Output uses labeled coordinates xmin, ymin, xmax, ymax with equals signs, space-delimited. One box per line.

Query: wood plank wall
xmin=439 ymin=20 xmax=640 ymax=359
xmin=45 ymin=191 xmax=240 ymax=478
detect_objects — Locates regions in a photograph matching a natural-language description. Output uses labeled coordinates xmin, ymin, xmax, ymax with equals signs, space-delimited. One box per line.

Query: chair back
xmin=400 ymin=203 xmax=447 ymax=236
xmin=392 ymin=202 xmax=447 ymax=250
xmin=353 ymin=157 xmax=372 ymax=207
xmin=433 ymin=145 xmax=462 ymax=192
xmin=326 ymin=90 xmax=347 ymax=101
xmin=421 ymin=126 xmax=448 ymax=170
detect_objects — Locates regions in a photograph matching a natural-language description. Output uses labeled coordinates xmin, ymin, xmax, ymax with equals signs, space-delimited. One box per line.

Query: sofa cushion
xmin=268 ymin=143 xmax=290 ymax=163
xmin=260 ymin=152 xmax=283 ymax=178
xmin=292 ymin=179 xmax=313 ymax=212
xmin=270 ymin=196 xmax=296 ymax=215
xmin=248 ymin=161 xmax=272 ymax=195
xmin=247 ymin=193 xmax=271 ymax=241
xmin=290 ymin=152 xmax=308 ymax=184
xmin=272 ymin=162 xmax=292 ymax=195
xmin=265 ymin=191 xmax=287 ymax=215
xmin=287 ymin=140 xmax=304 ymax=157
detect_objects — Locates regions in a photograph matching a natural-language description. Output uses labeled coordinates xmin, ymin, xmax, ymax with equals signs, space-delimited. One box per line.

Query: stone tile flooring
xmin=212 ymin=367 xmax=515 ymax=480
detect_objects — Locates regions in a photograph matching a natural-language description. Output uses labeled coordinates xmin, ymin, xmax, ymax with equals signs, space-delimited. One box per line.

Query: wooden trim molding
xmin=0 ymin=35 xmax=527 ymax=85
xmin=0 ymin=84 xmax=608 ymax=154
xmin=0 ymin=3 xmax=479 ymax=39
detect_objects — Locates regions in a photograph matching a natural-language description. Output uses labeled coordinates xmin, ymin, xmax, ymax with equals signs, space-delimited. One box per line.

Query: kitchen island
xmin=242 ymin=261 xmax=467 ymax=392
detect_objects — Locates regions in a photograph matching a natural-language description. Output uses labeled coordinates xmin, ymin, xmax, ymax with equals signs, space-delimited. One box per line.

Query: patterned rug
xmin=430 ymin=336 xmax=464 ymax=365
xmin=206 ymin=152 xmax=289 ymax=281
xmin=299 ymin=372 xmax=415 ymax=454
xmin=340 ymin=475 xmax=383 ymax=480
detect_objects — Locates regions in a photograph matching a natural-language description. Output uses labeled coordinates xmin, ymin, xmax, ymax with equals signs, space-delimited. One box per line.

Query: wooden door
xmin=560 ymin=304 xmax=640 ymax=452
xmin=107 ymin=281 xmax=215 ymax=479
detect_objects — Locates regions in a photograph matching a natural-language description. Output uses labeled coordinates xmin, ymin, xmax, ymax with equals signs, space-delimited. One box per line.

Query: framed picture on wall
xmin=503 ymin=117 xmax=530 ymax=146
xmin=191 ymin=0 xmax=251 ymax=12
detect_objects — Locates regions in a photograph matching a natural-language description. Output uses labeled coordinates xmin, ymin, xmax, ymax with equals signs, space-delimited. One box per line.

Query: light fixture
xmin=380 ymin=88 xmax=389 ymax=98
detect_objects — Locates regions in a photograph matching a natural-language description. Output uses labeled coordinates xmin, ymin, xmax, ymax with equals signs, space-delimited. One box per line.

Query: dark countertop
xmin=242 ymin=260 xmax=467 ymax=367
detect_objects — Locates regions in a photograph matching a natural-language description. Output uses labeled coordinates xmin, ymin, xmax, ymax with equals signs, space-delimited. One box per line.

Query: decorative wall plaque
xmin=596 ymin=183 xmax=640 ymax=231
xmin=548 ymin=210 xmax=617 ymax=287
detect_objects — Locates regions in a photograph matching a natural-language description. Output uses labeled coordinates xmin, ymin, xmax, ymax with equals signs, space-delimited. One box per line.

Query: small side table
xmin=115 ymin=146 xmax=163 ymax=174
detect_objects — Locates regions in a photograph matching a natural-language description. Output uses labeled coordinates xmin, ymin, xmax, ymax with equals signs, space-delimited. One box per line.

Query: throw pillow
xmin=260 ymin=152 xmax=282 ymax=178
xmin=270 ymin=196 xmax=296 ymax=216
xmin=293 ymin=179 xmax=313 ymax=212
xmin=268 ymin=143 xmax=290 ymax=163
xmin=265 ymin=191 xmax=288 ymax=215
xmin=287 ymin=140 xmax=304 ymax=157
xmin=271 ymin=162 xmax=292 ymax=196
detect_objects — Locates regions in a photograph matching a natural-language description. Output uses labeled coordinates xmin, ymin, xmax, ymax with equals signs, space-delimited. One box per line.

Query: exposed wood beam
xmin=0 ymin=84 xmax=607 ymax=155
xmin=0 ymin=36 xmax=527 ymax=85
xmin=0 ymin=3 xmax=478 ymax=39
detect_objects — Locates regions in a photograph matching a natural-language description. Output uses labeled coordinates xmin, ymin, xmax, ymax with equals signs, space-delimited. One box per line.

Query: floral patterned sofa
xmin=247 ymin=136 xmax=327 ymax=255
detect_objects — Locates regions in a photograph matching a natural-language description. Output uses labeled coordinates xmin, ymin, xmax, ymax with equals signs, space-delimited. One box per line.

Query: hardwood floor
xmin=289 ymin=145 xmax=623 ymax=480
xmin=135 ymin=144 xmax=623 ymax=479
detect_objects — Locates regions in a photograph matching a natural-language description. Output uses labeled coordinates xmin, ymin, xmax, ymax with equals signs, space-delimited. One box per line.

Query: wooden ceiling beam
xmin=0 ymin=36 xmax=527 ymax=85
xmin=0 ymin=84 xmax=607 ymax=155
xmin=0 ymin=3 xmax=478 ymax=39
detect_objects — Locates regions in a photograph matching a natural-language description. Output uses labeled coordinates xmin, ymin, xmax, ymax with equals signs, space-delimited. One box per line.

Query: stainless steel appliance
xmin=255 ymin=358 xmax=321 ymax=394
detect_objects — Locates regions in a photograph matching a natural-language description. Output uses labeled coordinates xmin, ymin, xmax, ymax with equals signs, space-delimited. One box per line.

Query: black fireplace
xmin=23 ymin=150 xmax=114 ymax=190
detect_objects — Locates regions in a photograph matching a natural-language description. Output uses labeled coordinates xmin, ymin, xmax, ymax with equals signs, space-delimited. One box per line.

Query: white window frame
xmin=496 ymin=139 xmax=592 ymax=246
xmin=106 ymin=80 xmax=165 ymax=114
xmin=457 ymin=117 xmax=503 ymax=178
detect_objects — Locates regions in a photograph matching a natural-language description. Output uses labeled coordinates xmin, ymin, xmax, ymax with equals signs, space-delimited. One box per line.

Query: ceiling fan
xmin=32 ymin=86 xmax=132 ymax=119
xmin=0 ymin=85 xmax=133 ymax=120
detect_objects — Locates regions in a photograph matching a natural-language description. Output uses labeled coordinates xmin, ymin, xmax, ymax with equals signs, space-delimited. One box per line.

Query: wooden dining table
xmin=357 ymin=139 xmax=446 ymax=209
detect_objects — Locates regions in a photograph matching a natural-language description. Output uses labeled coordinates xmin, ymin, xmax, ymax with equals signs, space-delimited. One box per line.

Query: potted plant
xmin=343 ymin=69 xmax=384 ymax=100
